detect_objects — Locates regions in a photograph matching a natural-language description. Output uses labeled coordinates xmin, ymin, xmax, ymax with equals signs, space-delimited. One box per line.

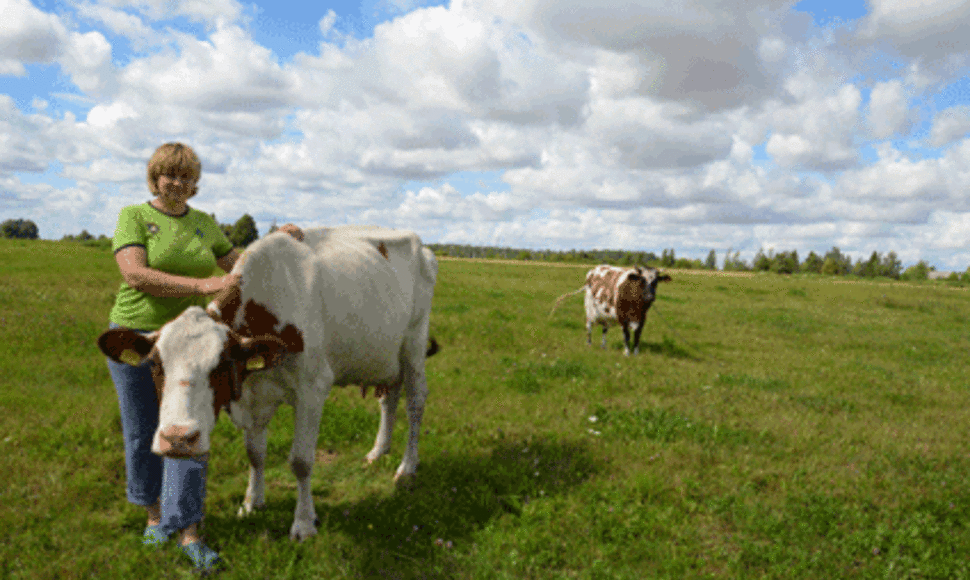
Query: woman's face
xmin=155 ymin=172 xmax=196 ymax=206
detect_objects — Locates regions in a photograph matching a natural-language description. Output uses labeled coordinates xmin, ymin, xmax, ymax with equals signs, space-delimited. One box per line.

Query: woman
xmin=106 ymin=142 xmax=300 ymax=572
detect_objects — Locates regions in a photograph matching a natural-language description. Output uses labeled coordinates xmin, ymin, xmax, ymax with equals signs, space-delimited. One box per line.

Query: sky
xmin=2 ymin=0 xmax=970 ymax=268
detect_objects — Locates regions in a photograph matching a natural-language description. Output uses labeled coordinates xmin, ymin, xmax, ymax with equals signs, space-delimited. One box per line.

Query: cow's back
xmin=241 ymin=227 xmax=436 ymax=387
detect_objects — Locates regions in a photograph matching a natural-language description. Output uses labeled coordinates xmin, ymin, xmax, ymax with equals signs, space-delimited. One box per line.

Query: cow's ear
xmin=232 ymin=336 xmax=289 ymax=371
xmin=98 ymin=328 xmax=158 ymax=366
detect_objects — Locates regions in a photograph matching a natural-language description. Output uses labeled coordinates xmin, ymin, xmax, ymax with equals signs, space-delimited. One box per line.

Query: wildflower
xmin=872 ymin=547 xmax=880 ymax=556
xmin=435 ymin=538 xmax=444 ymax=546
xmin=588 ymin=416 xmax=598 ymax=423
xmin=446 ymin=541 xmax=453 ymax=549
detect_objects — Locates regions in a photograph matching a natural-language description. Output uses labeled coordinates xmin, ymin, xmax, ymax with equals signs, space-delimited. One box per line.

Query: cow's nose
xmin=158 ymin=425 xmax=201 ymax=457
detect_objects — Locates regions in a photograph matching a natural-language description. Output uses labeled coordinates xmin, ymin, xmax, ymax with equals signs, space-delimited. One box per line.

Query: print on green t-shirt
xmin=109 ymin=203 xmax=234 ymax=330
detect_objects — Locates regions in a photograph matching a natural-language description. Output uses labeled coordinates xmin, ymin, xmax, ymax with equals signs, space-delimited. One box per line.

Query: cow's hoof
xmin=393 ymin=471 xmax=417 ymax=490
xmin=237 ymin=501 xmax=264 ymax=517
xmin=289 ymin=520 xmax=318 ymax=542
xmin=364 ymin=450 xmax=389 ymax=465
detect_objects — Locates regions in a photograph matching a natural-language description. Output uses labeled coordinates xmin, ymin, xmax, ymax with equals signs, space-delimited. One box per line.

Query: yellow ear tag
xmin=120 ymin=349 xmax=141 ymax=366
xmin=246 ymin=355 xmax=265 ymax=371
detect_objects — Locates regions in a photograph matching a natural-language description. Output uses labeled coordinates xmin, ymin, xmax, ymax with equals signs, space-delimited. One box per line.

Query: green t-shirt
xmin=109 ymin=202 xmax=234 ymax=330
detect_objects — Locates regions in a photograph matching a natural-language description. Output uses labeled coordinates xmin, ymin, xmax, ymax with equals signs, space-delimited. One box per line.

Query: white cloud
xmin=61 ymin=31 xmax=115 ymax=96
xmin=858 ymin=0 xmax=970 ymax=62
xmin=318 ymin=10 xmax=338 ymax=36
xmin=0 ymin=0 xmax=69 ymax=75
xmin=124 ymin=24 xmax=295 ymax=113
xmin=928 ymin=105 xmax=970 ymax=148
xmin=92 ymin=0 xmax=244 ymax=27
xmin=764 ymin=82 xmax=862 ymax=170
xmin=759 ymin=37 xmax=787 ymax=63
xmin=832 ymin=142 xmax=956 ymax=226
xmin=867 ymin=79 xmax=910 ymax=139
xmin=74 ymin=2 xmax=161 ymax=50
xmin=5 ymin=0 xmax=970 ymax=269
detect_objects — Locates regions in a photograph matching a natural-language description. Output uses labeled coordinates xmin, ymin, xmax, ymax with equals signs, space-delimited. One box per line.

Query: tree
xmin=853 ymin=251 xmax=882 ymax=278
xmin=230 ymin=214 xmax=259 ymax=247
xmin=880 ymin=251 xmax=902 ymax=279
xmin=268 ymin=220 xmax=279 ymax=234
xmin=752 ymin=248 xmax=772 ymax=271
xmin=901 ymin=260 xmax=930 ymax=281
xmin=802 ymin=251 xmax=823 ymax=274
xmin=660 ymin=248 xmax=675 ymax=267
xmin=705 ymin=249 xmax=717 ymax=270
xmin=1 ymin=218 xmax=39 ymax=239
xmin=822 ymin=247 xmax=852 ymax=276
xmin=772 ymin=250 xmax=799 ymax=274
xmin=723 ymin=249 xmax=748 ymax=271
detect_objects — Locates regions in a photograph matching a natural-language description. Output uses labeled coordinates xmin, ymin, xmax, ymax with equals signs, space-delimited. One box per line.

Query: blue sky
xmin=2 ymin=0 xmax=970 ymax=268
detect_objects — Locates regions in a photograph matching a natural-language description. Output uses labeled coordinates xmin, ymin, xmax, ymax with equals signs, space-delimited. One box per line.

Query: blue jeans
xmin=106 ymin=323 xmax=208 ymax=533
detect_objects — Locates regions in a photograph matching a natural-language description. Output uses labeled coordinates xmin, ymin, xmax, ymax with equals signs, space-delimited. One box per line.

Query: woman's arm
xmin=115 ymin=246 xmax=238 ymax=298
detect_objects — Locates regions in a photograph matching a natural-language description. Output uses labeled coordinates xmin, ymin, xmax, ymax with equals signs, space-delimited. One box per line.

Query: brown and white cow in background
xmin=551 ymin=265 xmax=671 ymax=356
xmin=98 ymin=226 xmax=438 ymax=541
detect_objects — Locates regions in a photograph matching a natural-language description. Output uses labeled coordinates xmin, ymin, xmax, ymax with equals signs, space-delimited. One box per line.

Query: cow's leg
xmin=631 ymin=319 xmax=644 ymax=356
xmin=288 ymin=386 xmax=325 ymax=541
xmin=601 ymin=325 xmax=608 ymax=349
xmin=238 ymin=427 xmax=268 ymax=516
xmin=622 ymin=323 xmax=632 ymax=356
xmin=395 ymin=359 xmax=428 ymax=481
xmin=366 ymin=383 xmax=401 ymax=466
xmin=585 ymin=319 xmax=593 ymax=346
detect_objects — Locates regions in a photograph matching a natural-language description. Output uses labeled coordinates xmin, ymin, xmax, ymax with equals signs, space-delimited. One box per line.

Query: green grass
xmin=4 ymin=240 xmax=970 ymax=578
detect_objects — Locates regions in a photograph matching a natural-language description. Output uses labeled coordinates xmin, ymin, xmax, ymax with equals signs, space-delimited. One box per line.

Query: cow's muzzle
xmin=157 ymin=425 xmax=202 ymax=458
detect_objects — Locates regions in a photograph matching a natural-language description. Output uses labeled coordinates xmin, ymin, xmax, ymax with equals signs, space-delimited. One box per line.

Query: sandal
xmin=180 ymin=541 xmax=223 ymax=573
xmin=142 ymin=524 xmax=171 ymax=547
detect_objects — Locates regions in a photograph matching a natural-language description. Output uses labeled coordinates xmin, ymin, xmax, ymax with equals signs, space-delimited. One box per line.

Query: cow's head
xmin=98 ymin=306 xmax=301 ymax=458
xmin=635 ymin=267 xmax=672 ymax=302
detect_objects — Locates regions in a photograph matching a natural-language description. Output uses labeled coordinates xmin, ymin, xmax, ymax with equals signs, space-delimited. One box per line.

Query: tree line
xmin=431 ymin=244 xmax=949 ymax=281
xmin=2 ymin=215 xmax=957 ymax=282
xmin=2 ymin=214 xmax=265 ymax=248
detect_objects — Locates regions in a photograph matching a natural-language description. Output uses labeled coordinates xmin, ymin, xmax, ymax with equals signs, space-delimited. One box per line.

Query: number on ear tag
xmin=120 ymin=349 xmax=141 ymax=366
xmin=246 ymin=355 xmax=265 ymax=370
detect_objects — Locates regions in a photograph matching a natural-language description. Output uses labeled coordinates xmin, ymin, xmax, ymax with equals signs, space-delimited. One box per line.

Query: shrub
xmin=230 ymin=213 xmax=259 ymax=247
xmin=901 ymin=261 xmax=930 ymax=281
xmin=1 ymin=218 xmax=39 ymax=239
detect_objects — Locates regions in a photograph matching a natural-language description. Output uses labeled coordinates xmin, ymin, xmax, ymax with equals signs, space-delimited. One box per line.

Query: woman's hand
xmin=199 ymin=273 xmax=241 ymax=295
xmin=277 ymin=223 xmax=304 ymax=242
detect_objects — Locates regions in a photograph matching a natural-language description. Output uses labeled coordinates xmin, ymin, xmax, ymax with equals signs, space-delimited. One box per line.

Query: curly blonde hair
xmin=147 ymin=142 xmax=202 ymax=198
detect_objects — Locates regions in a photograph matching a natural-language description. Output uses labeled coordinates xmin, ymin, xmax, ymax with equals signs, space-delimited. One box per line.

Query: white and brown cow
xmin=98 ymin=226 xmax=438 ymax=541
xmin=551 ymin=265 xmax=671 ymax=356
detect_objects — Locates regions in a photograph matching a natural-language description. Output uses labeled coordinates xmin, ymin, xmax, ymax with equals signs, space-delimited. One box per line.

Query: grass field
xmin=3 ymin=238 xmax=970 ymax=579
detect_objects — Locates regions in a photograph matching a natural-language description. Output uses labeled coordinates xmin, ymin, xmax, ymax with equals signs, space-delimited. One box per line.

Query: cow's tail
xmin=427 ymin=336 xmax=440 ymax=357
xmin=549 ymin=286 xmax=587 ymax=317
